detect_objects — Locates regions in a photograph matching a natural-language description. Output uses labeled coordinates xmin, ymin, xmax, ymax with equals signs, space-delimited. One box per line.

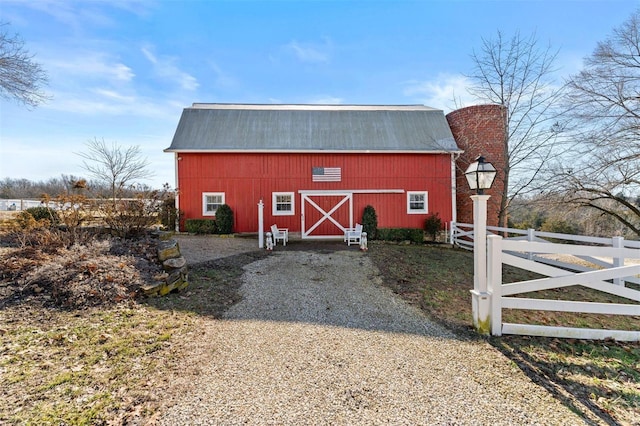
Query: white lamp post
xmin=465 ymin=156 xmax=497 ymax=335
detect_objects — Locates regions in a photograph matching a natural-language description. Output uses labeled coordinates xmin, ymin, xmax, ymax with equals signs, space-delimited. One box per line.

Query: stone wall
xmin=142 ymin=235 xmax=189 ymax=296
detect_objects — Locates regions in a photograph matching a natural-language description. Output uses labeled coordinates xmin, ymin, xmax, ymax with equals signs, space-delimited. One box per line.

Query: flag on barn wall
xmin=312 ymin=167 xmax=342 ymax=182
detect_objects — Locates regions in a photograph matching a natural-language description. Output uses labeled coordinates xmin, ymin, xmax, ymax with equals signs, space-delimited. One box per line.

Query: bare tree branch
xmin=0 ymin=22 xmax=49 ymax=107
xmin=78 ymin=138 xmax=154 ymax=205
xmin=465 ymin=30 xmax=565 ymax=227
xmin=558 ymin=10 xmax=640 ymax=236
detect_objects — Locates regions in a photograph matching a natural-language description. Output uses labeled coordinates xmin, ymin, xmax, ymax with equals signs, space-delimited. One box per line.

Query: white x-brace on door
xmin=300 ymin=192 xmax=353 ymax=239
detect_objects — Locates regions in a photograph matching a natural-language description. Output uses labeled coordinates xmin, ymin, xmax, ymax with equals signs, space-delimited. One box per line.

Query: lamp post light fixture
xmin=465 ymin=155 xmax=496 ymax=335
xmin=464 ymin=155 xmax=497 ymax=195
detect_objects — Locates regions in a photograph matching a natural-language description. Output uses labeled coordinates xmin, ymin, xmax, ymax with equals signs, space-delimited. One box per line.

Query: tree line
xmin=0 ymin=175 xmax=157 ymax=200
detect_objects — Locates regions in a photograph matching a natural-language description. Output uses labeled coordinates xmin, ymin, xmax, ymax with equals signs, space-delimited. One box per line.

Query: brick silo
xmin=446 ymin=104 xmax=506 ymax=228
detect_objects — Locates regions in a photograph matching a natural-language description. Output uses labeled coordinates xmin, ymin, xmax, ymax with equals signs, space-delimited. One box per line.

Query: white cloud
xmin=47 ymin=52 xmax=135 ymax=83
xmin=45 ymin=88 xmax=183 ymax=121
xmin=10 ymin=0 xmax=152 ymax=30
xmin=403 ymin=74 xmax=474 ymax=112
xmin=141 ymin=46 xmax=157 ymax=64
xmin=285 ymin=39 xmax=331 ymax=63
xmin=141 ymin=45 xmax=199 ymax=91
xmin=208 ymin=62 xmax=237 ymax=89
xmin=307 ymin=96 xmax=344 ymax=104
xmin=92 ymin=88 xmax=136 ymax=103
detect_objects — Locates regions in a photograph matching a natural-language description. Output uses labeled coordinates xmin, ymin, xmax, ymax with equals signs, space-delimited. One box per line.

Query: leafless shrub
xmin=93 ymin=184 xmax=174 ymax=238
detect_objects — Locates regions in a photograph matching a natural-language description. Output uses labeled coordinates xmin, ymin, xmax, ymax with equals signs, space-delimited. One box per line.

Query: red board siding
xmin=176 ymin=152 xmax=454 ymax=233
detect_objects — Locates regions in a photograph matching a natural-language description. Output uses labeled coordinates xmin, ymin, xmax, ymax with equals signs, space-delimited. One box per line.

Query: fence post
xmin=487 ymin=235 xmax=503 ymax=336
xmin=470 ymin=194 xmax=491 ymax=335
xmin=613 ymin=236 xmax=624 ymax=286
xmin=258 ymin=199 xmax=264 ymax=249
xmin=450 ymin=221 xmax=455 ymax=245
xmin=527 ymin=228 xmax=535 ymax=260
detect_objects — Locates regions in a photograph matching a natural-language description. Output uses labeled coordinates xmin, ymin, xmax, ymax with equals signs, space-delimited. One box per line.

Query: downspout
xmin=451 ymin=152 xmax=460 ymax=223
xmin=174 ymin=152 xmax=180 ymax=232
xmin=451 ymin=152 xmax=461 ymax=244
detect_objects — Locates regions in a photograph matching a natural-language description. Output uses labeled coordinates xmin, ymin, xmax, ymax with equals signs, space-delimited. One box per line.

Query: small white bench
xmin=270 ymin=224 xmax=289 ymax=246
xmin=344 ymin=223 xmax=363 ymax=246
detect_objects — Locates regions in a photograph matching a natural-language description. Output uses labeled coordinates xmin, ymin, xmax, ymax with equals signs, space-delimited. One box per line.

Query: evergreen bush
xmin=361 ymin=205 xmax=378 ymax=239
xmin=377 ymin=228 xmax=424 ymax=243
xmin=423 ymin=212 xmax=443 ymax=241
xmin=25 ymin=206 xmax=60 ymax=225
xmin=215 ymin=204 xmax=234 ymax=234
xmin=185 ymin=219 xmax=217 ymax=234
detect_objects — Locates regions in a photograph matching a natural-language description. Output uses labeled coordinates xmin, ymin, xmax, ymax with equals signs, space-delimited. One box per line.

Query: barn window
xmin=202 ymin=192 xmax=225 ymax=216
xmin=407 ymin=191 xmax=428 ymax=214
xmin=272 ymin=192 xmax=294 ymax=216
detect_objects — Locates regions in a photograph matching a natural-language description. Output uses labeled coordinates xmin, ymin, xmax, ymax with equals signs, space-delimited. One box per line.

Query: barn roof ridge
xmin=190 ymin=103 xmax=439 ymax=111
xmin=167 ymin=103 xmax=461 ymax=153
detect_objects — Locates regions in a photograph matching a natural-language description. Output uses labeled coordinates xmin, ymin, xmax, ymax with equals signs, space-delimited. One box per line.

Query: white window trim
xmin=202 ymin=192 xmax=225 ymax=216
xmin=407 ymin=191 xmax=428 ymax=214
xmin=272 ymin=192 xmax=295 ymax=216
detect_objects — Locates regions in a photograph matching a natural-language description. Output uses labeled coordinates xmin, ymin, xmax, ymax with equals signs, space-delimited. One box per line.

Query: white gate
xmin=300 ymin=192 xmax=353 ymax=239
xmin=487 ymin=235 xmax=640 ymax=341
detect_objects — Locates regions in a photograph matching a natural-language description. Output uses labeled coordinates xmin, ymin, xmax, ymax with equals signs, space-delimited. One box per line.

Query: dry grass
xmin=0 ymin=229 xmax=265 ymax=425
xmin=0 ymin=304 xmax=198 ymax=425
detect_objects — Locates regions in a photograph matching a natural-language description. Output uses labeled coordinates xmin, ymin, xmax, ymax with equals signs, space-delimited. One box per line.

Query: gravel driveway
xmin=160 ymin=237 xmax=584 ymax=425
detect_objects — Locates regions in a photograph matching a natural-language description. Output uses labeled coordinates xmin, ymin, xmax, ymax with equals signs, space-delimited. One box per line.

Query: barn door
xmin=301 ymin=192 xmax=353 ymax=239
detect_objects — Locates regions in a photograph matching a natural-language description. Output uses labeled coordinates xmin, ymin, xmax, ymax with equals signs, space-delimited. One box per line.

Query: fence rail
xmin=451 ymin=222 xmax=640 ymax=286
xmin=0 ymin=199 xmax=45 ymax=211
xmin=0 ymin=198 xmax=160 ymax=212
xmin=487 ymin=235 xmax=640 ymax=341
xmin=452 ymin=222 xmax=640 ymax=341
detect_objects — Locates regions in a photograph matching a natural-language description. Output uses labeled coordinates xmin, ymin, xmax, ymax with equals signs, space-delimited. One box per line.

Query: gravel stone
xmin=160 ymin=242 xmax=585 ymax=425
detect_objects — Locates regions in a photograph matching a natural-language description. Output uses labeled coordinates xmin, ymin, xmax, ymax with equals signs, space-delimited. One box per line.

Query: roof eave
xmin=164 ymin=148 xmax=463 ymax=154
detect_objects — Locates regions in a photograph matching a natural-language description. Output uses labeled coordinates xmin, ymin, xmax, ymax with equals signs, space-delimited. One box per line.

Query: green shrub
xmin=377 ymin=228 xmax=424 ymax=243
xmin=25 ymin=206 xmax=60 ymax=225
xmin=185 ymin=219 xmax=217 ymax=234
xmin=424 ymin=213 xmax=443 ymax=241
xmin=540 ymin=217 xmax=582 ymax=243
xmin=361 ymin=205 xmax=378 ymax=239
xmin=540 ymin=217 xmax=580 ymax=235
xmin=215 ymin=204 xmax=234 ymax=234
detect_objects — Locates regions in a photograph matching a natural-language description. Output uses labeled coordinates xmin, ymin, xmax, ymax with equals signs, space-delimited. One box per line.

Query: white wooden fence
xmin=0 ymin=199 xmax=45 ymax=211
xmin=451 ymin=222 xmax=640 ymax=341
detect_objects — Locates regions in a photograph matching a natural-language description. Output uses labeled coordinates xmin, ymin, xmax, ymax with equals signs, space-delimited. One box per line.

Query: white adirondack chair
xmin=344 ymin=223 xmax=363 ymax=246
xmin=270 ymin=224 xmax=289 ymax=246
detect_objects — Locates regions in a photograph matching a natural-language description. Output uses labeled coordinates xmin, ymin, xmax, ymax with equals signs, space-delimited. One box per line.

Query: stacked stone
xmin=142 ymin=237 xmax=189 ymax=296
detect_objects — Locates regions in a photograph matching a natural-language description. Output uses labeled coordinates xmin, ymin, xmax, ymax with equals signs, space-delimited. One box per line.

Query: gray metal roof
xmin=165 ymin=104 xmax=461 ymax=153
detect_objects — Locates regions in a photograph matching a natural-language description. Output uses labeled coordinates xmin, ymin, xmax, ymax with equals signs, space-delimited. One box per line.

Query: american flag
xmin=312 ymin=167 xmax=342 ymax=182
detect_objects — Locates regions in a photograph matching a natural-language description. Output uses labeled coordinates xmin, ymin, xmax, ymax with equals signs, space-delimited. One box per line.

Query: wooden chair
xmin=344 ymin=223 xmax=363 ymax=246
xmin=270 ymin=224 xmax=289 ymax=246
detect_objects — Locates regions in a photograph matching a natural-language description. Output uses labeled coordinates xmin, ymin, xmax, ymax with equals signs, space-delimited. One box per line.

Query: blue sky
xmin=0 ymin=0 xmax=638 ymax=189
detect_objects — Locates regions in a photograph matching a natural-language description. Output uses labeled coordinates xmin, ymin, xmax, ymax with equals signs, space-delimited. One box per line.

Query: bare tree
xmin=78 ymin=138 xmax=153 ymax=205
xmin=0 ymin=22 xmax=48 ymax=107
xmin=466 ymin=31 xmax=565 ymax=228
xmin=556 ymin=10 xmax=640 ymax=236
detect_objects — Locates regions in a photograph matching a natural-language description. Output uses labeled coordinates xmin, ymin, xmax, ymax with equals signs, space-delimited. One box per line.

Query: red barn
xmin=165 ymin=103 xmax=464 ymax=239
